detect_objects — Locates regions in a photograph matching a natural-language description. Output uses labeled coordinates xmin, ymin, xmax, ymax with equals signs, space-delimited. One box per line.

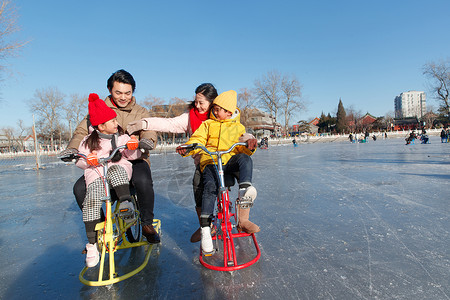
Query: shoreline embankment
xmin=0 ymin=129 xmax=443 ymax=159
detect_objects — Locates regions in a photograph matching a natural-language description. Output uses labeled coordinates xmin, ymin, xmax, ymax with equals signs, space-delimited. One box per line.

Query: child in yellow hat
xmin=176 ymin=90 xmax=259 ymax=254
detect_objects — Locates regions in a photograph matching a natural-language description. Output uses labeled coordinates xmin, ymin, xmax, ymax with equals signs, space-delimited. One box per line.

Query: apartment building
xmin=394 ymin=91 xmax=426 ymax=119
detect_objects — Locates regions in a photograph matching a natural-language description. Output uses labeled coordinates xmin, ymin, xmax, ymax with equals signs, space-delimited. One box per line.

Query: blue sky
xmin=1 ymin=0 xmax=449 ymax=128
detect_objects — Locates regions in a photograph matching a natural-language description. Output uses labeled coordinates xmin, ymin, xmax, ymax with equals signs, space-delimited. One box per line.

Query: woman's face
xmin=194 ymin=93 xmax=211 ymax=114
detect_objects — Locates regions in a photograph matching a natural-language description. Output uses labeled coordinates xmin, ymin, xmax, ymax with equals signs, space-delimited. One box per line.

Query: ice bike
xmin=181 ymin=142 xmax=261 ymax=271
xmin=59 ymin=145 xmax=161 ymax=286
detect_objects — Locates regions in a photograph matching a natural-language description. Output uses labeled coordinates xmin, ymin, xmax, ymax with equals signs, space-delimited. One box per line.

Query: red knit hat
xmin=88 ymin=93 xmax=117 ymax=126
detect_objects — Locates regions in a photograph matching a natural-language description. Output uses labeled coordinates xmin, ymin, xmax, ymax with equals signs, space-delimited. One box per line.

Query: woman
xmin=127 ymin=83 xmax=218 ymax=243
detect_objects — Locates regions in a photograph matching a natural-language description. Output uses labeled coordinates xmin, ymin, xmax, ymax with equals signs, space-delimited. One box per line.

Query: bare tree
xmin=384 ymin=111 xmax=394 ymax=131
xmin=1 ymin=126 xmax=13 ymax=151
xmin=16 ymin=119 xmax=28 ymax=150
xmin=0 ymin=1 xmax=28 ymax=73
xmin=28 ymin=87 xmax=65 ymax=150
xmin=254 ymin=70 xmax=282 ymax=125
xmin=64 ymin=93 xmax=87 ymax=138
xmin=238 ymin=88 xmax=257 ymax=126
xmin=280 ymin=74 xmax=304 ymax=132
xmin=142 ymin=95 xmax=165 ymax=114
xmin=423 ymin=60 xmax=450 ymax=120
xmin=238 ymin=88 xmax=257 ymax=110
xmin=345 ymin=105 xmax=363 ymax=133
xmin=166 ymin=97 xmax=188 ymax=117
xmin=421 ymin=111 xmax=438 ymax=128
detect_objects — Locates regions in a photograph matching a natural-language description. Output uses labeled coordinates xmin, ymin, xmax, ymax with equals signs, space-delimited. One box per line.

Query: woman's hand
xmin=126 ymin=120 xmax=147 ymax=134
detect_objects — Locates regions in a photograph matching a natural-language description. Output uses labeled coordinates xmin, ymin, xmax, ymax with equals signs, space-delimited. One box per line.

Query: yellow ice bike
xmin=59 ymin=145 xmax=161 ymax=286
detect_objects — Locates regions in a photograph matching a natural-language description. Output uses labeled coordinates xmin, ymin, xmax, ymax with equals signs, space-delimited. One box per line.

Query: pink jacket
xmin=76 ymin=134 xmax=141 ymax=187
xmin=142 ymin=112 xmax=192 ymax=134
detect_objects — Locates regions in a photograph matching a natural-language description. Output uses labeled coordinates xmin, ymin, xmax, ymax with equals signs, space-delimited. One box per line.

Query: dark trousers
xmin=201 ymin=153 xmax=252 ymax=218
xmin=74 ymin=160 xmax=155 ymax=226
xmin=192 ymin=165 xmax=204 ymax=208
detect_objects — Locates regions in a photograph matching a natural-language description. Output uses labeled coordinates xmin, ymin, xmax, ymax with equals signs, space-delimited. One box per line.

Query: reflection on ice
xmin=0 ymin=136 xmax=449 ymax=299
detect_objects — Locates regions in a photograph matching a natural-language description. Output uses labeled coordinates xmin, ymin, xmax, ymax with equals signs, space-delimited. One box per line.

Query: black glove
xmin=138 ymin=138 xmax=154 ymax=150
xmin=58 ymin=148 xmax=78 ymax=162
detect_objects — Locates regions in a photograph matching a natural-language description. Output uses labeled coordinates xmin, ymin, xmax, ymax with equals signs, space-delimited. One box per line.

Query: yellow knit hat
xmin=213 ymin=90 xmax=237 ymax=113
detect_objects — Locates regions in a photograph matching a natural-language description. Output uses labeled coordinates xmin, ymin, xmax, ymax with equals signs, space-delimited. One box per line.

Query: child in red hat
xmin=75 ymin=93 xmax=143 ymax=268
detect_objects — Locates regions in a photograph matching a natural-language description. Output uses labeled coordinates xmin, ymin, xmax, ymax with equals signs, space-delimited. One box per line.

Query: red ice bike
xmin=181 ymin=142 xmax=261 ymax=271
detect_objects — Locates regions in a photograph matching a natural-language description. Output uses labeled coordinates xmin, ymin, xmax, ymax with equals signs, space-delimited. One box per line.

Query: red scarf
xmin=189 ymin=108 xmax=209 ymax=133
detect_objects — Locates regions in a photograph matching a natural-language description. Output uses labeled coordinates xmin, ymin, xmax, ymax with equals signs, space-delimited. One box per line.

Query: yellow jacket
xmin=184 ymin=108 xmax=254 ymax=171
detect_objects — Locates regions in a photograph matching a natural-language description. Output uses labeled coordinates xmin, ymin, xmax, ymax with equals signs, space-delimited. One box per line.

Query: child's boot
xmin=85 ymin=243 xmax=100 ymax=268
xmin=201 ymin=227 xmax=214 ymax=254
xmin=237 ymin=206 xmax=260 ymax=233
xmin=200 ymin=216 xmax=214 ymax=254
xmin=237 ymin=184 xmax=259 ymax=233
xmin=84 ymin=220 xmax=100 ymax=267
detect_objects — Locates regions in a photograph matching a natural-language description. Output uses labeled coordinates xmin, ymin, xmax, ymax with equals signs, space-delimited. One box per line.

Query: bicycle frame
xmin=60 ymin=145 xmax=161 ymax=286
xmin=184 ymin=143 xmax=261 ymax=271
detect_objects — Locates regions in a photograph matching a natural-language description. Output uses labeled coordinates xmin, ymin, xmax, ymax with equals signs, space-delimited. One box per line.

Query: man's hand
xmin=126 ymin=136 xmax=139 ymax=150
xmin=139 ymin=138 xmax=155 ymax=150
xmin=126 ymin=120 xmax=146 ymax=134
xmin=246 ymin=138 xmax=258 ymax=150
xmin=87 ymin=151 xmax=99 ymax=166
xmin=176 ymin=145 xmax=187 ymax=156
xmin=58 ymin=148 xmax=78 ymax=162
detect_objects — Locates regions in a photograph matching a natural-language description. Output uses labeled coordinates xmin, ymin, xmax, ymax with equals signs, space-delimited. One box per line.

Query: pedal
xmin=118 ymin=201 xmax=136 ymax=223
xmin=95 ymin=221 xmax=105 ymax=231
xmin=237 ymin=198 xmax=254 ymax=209
xmin=238 ymin=186 xmax=257 ymax=208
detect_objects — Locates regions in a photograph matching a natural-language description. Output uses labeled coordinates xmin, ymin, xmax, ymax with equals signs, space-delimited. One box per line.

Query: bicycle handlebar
xmin=57 ymin=144 xmax=128 ymax=164
xmin=180 ymin=142 xmax=248 ymax=157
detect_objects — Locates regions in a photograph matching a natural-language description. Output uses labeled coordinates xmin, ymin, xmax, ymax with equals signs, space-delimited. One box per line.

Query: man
xmin=60 ymin=69 xmax=160 ymax=243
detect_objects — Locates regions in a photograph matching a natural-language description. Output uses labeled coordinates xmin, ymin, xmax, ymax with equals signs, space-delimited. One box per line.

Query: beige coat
xmin=67 ymin=96 xmax=157 ymax=161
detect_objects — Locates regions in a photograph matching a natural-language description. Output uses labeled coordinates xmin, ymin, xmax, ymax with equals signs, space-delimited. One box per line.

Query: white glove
xmin=127 ymin=120 xmax=147 ymax=134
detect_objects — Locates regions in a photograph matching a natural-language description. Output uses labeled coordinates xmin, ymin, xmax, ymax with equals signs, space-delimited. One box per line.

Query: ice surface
xmin=0 ymin=136 xmax=449 ymax=299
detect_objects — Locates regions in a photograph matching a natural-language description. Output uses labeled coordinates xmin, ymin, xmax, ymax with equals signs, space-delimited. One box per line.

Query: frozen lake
xmin=1 ymin=136 xmax=449 ymax=299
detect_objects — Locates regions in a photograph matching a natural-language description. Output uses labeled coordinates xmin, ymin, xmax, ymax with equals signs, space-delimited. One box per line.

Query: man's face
xmin=110 ymin=81 xmax=133 ymax=108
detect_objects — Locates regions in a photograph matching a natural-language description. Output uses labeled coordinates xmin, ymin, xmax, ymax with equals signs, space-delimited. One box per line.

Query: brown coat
xmin=67 ymin=96 xmax=157 ymax=161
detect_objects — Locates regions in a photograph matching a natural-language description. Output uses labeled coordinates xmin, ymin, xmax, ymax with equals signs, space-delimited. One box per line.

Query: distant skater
xmin=405 ymin=131 xmax=416 ymax=145
xmin=441 ymin=128 xmax=448 ymax=143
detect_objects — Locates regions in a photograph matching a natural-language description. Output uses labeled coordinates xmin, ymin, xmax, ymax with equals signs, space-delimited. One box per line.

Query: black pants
xmin=74 ymin=160 xmax=155 ymax=226
xmin=201 ymin=153 xmax=252 ymax=218
xmin=192 ymin=165 xmax=204 ymax=208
